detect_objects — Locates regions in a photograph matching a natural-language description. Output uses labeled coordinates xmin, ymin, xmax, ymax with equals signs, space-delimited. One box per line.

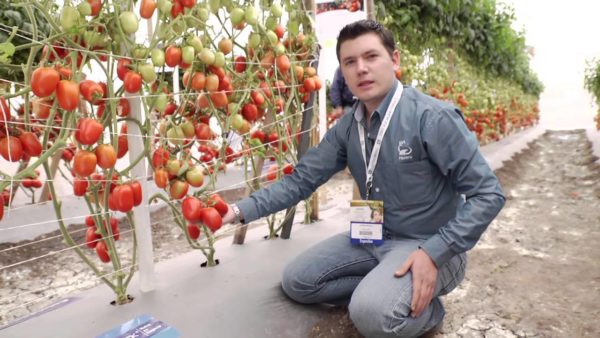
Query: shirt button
xmin=367 ymin=133 xmax=370 ymax=137
xmin=375 ymin=187 xmax=380 ymax=192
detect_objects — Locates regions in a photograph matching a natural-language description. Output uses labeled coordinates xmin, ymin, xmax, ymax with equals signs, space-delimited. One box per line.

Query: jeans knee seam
xmin=314 ymin=257 xmax=377 ymax=286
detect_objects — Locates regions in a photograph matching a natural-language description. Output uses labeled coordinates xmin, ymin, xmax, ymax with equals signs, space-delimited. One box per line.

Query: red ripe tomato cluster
xmin=181 ymin=194 xmax=228 ymax=240
xmin=85 ymin=215 xmax=119 ymax=263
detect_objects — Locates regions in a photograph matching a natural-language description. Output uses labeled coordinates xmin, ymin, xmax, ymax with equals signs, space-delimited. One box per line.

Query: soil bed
xmin=309 ymin=130 xmax=600 ymax=337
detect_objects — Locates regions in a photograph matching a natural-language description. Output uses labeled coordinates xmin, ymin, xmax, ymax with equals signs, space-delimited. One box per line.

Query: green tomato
xmin=213 ymin=52 xmax=225 ymax=68
xmin=60 ymin=6 xmax=80 ymax=30
xmin=230 ymin=113 xmax=244 ymax=131
xmin=133 ymin=46 xmax=148 ymax=60
xmin=270 ymin=3 xmax=283 ymax=18
xmin=273 ymin=43 xmax=285 ymax=56
xmin=245 ymin=6 xmax=258 ymax=25
xmin=197 ymin=7 xmax=209 ymax=21
xmin=265 ymin=16 xmax=277 ymax=31
xmin=182 ymin=46 xmax=195 ymax=65
xmin=119 ymin=11 xmax=139 ymax=35
xmin=77 ymin=2 xmax=92 ymax=17
xmin=186 ymin=35 xmax=203 ymax=53
xmin=151 ymin=48 xmax=165 ymax=67
xmin=167 ymin=126 xmax=185 ymax=146
xmin=209 ymin=0 xmax=221 ymax=14
xmin=180 ymin=121 xmax=196 ymax=138
xmin=248 ymin=33 xmax=261 ymax=49
xmin=157 ymin=0 xmax=173 ymax=15
xmin=199 ymin=48 xmax=215 ymax=65
xmin=138 ymin=63 xmax=157 ymax=83
xmin=288 ymin=20 xmax=299 ymax=37
xmin=154 ymin=93 xmax=168 ymax=112
xmin=266 ymin=31 xmax=278 ymax=46
xmin=229 ymin=7 xmax=244 ymax=25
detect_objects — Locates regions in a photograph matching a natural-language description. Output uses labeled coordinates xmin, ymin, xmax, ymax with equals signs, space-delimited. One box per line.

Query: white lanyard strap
xmin=358 ymin=83 xmax=403 ymax=200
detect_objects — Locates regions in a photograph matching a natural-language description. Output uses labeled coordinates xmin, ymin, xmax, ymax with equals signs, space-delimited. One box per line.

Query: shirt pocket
xmin=394 ymin=159 xmax=434 ymax=209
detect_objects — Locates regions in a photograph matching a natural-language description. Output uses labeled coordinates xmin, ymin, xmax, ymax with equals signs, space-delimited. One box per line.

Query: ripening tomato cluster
xmin=181 ymin=194 xmax=228 ymax=240
xmin=84 ymin=215 xmax=119 ymax=263
xmin=265 ymin=162 xmax=295 ymax=182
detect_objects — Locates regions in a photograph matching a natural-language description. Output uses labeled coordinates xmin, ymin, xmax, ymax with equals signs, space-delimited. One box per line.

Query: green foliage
xmin=0 ymin=1 xmax=54 ymax=83
xmin=584 ymin=58 xmax=600 ymax=105
xmin=378 ymin=0 xmax=543 ymax=97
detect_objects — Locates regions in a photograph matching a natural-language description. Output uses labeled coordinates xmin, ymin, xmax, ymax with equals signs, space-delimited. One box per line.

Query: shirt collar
xmin=354 ymin=80 xmax=400 ymax=122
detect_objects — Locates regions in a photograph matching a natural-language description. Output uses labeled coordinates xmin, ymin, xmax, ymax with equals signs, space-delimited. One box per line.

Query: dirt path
xmin=310 ymin=130 xmax=600 ymax=337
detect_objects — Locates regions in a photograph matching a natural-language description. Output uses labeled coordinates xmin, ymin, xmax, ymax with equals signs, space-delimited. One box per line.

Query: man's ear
xmin=392 ymin=50 xmax=400 ymax=70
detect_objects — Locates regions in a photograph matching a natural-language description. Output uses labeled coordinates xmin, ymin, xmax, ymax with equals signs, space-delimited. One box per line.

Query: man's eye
xmin=345 ymin=60 xmax=355 ymax=66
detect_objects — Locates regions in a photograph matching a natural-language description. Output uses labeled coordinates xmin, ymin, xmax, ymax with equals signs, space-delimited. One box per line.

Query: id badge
xmin=350 ymin=200 xmax=384 ymax=245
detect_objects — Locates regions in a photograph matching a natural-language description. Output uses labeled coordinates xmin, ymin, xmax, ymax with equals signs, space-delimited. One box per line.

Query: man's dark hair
xmin=336 ymin=20 xmax=396 ymax=61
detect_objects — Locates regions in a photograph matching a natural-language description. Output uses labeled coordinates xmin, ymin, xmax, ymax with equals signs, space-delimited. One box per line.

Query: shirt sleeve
xmin=236 ymin=118 xmax=349 ymax=223
xmin=329 ymin=69 xmax=343 ymax=108
xmin=419 ymin=107 xmax=506 ymax=268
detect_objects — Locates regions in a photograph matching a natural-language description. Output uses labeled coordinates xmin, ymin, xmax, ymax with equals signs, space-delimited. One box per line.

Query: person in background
xmin=330 ymin=66 xmax=356 ymax=120
xmin=223 ymin=19 xmax=505 ymax=337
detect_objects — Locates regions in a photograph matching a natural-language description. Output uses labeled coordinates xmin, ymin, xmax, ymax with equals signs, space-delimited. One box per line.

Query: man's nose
xmin=356 ymin=58 xmax=368 ymax=74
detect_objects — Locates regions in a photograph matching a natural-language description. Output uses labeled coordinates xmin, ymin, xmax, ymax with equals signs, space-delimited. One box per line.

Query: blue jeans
xmin=281 ymin=232 xmax=466 ymax=337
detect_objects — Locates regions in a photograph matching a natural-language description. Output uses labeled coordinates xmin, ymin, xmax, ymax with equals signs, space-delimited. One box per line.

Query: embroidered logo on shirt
xmin=398 ymin=140 xmax=413 ymax=161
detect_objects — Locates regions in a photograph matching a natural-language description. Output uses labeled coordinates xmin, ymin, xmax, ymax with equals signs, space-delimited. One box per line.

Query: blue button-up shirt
xmin=237 ymin=80 xmax=505 ymax=268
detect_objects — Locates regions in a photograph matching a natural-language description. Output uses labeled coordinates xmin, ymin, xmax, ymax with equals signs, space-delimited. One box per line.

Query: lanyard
xmin=358 ymin=83 xmax=403 ymax=200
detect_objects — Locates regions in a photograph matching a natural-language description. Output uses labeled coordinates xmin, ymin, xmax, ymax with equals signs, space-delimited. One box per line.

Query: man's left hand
xmin=394 ymin=249 xmax=438 ymax=318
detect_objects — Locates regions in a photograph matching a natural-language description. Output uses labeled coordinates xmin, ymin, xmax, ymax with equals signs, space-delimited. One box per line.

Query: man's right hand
xmin=222 ymin=204 xmax=237 ymax=224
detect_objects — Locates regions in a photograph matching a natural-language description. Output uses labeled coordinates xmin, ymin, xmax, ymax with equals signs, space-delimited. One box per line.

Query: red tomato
xmin=18 ymin=132 xmax=42 ymax=157
xmin=73 ymin=150 xmax=97 ymax=177
xmin=73 ymin=177 xmax=89 ymax=196
xmin=85 ymin=215 xmax=96 ymax=227
xmin=191 ymin=72 xmax=206 ymax=91
xmin=0 ymin=195 xmax=3 ymax=221
xmin=113 ymin=184 xmax=134 ymax=213
xmin=79 ymin=80 xmax=105 ymax=104
xmin=283 ymin=163 xmax=294 ymax=175
xmin=234 ymin=56 xmax=246 ymax=73
xmin=194 ymin=123 xmax=212 ymax=141
xmin=276 ymin=54 xmax=291 ymax=73
xmin=86 ymin=227 xmax=101 ymax=249
xmin=95 ymin=144 xmax=117 ymax=169
xmin=117 ymin=134 xmax=128 ymax=158
xmin=182 ymin=196 xmax=203 ymax=222
xmin=75 ymin=118 xmax=103 ymax=145
xmin=117 ymin=58 xmax=132 ymax=81
xmin=87 ymin=0 xmax=102 ymax=16
xmin=0 ymin=136 xmax=23 ymax=162
xmin=170 ymin=1 xmax=183 ymax=18
xmin=210 ymin=91 xmax=228 ymax=108
xmin=201 ymin=207 xmax=222 ymax=232
xmin=96 ymin=241 xmax=111 ymax=262
xmin=152 ymin=147 xmax=170 ymax=168
xmin=169 ymin=180 xmax=189 ymax=200
xmin=251 ymin=130 xmax=265 ymax=143
xmin=154 ymin=168 xmax=169 ymax=188
xmin=187 ymin=224 xmax=200 ymax=240
xmin=118 ymin=98 xmax=131 ymax=117
xmin=180 ymin=0 xmax=195 ymax=8
xmin=56 ymin=80 xmax=80 ymax=110
xmin=130 ymin=181 xmax=143 ymax=206
xmin=140 ymin=0 xmax=156 ymax=19
xmin=165 ymin=46 xmax=182 ymax=67
xmin=123 ymin=72 xmax=142 ymax=93
xmin=242 ymin=103 xmax=258 ymax=122
xmin=31 ymin=67 xmax=60 ymax=97
xmin=266 ymin=165 xmax=278 ymax=181
xmin=208 ymin=194 xmax=228 ymax=217
xmin=0 ymin=97 xmax=10 ymax=125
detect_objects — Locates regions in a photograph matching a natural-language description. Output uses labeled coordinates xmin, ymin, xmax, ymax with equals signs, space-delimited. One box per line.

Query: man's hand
xmin=394 ymin=249 xmax=438 ymax=318
xmin=222 ymin=204 xmax=236 ymax=224
xmin=335 ymin=106 xmax=343 ymax=117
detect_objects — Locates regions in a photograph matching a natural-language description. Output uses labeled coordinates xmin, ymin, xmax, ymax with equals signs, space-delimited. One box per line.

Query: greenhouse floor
xmin=2 ymin=124 xmax=599 ymax=338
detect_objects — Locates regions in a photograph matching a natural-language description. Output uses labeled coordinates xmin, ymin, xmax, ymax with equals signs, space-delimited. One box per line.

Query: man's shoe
xmin=418 ymin=320 xmax=443 ymax=338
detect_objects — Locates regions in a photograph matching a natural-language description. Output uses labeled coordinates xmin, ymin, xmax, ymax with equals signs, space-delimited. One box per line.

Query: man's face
xmin=338 ymin=33 xmax=399 ymax=113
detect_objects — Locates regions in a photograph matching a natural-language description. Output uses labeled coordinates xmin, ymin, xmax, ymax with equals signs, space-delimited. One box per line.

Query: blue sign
xmin=95 ymin=314 xmax=180 ymax=338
